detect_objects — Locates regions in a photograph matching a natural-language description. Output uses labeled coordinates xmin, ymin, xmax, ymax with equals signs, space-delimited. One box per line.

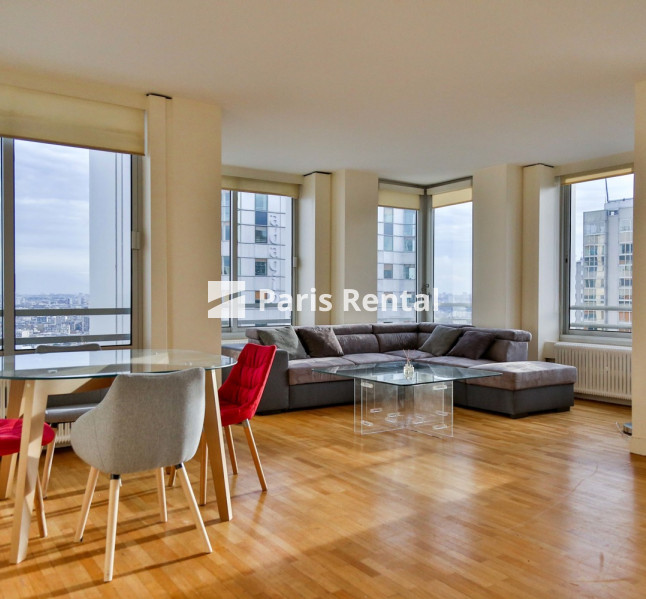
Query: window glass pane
xmin=567 ymin=173 xmax=633 ymax=333
xmin=0 ymin=148 xmax=3 ymax=350
xmin=433 ymin=202 xmax=472 ymax=324
xmin=220 ymin=190 xmax=232 ymax=327
xmin=255 ymin=194 xmax=268 ymax=211
xmin=377 ymin=207 xmax=417 ymax=322
xmin=255 ymin=226 xmax=268 ymax=243
xmin=13 ymin=140 xmax=132 ymax=349
xmin=235 ymin=192 xmax=292 ymax=327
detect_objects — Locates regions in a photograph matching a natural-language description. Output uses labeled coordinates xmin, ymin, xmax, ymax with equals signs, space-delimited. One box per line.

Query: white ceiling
xmin=1 ymin=1 xmax=646 ymax=184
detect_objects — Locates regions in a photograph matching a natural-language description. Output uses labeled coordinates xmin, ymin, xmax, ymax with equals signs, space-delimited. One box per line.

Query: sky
xmin=10 ymin=140 xmax=633 ymax=300
xmin=13 ymin=140 xmax=90 ymax=295
xmin=572 ymin=173 xmax=634 ymax=261
xmin=433 ymin=202 xmax=472 ymax=297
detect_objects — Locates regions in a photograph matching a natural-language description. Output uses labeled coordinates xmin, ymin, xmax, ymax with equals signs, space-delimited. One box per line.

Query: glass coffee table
xmin=314 ymin=361 xmax=501 ymax=436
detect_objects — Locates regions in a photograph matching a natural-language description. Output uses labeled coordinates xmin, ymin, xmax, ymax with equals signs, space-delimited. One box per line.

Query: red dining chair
xmin=0 ymin=418 xmax=56 ymax=537
xmin=198 ymin=343 xmax=276 ymax=493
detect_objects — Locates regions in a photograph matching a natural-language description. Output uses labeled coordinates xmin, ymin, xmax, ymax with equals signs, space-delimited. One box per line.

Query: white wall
xmin=472 ymin=164 xmax=523 ymax=329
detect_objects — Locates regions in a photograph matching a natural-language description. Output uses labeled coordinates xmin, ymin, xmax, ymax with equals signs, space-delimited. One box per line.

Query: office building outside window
xmin=377 ymin=207 xmax=417 ymax=322
xmin=565 ymin=172 xmax=633 ymax=334
xmin=221 ymin=191 xmax=293 ymax=330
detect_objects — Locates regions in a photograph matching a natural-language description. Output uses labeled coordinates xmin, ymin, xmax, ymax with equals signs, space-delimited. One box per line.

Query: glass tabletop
xmin=313 ymin=361 xmax=501 ymax=386
xmin=0 ymin=349 xmax=236 ymax=380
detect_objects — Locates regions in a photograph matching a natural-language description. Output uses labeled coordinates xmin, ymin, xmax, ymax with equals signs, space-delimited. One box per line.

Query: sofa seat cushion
xmin=465 ymin=361 xmax=577 ymax=391
xmin=287 ymin=357 xmax=355 ymax=385
xmin=342 ymin=353 xmax=404 ymax=365
xmin=418 ymin=356 xmax=495 ymax=369
xmin=385 ymin=349 xmax=433 ymax=360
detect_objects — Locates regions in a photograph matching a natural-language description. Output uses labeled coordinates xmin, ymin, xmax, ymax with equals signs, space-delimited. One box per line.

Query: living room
xmin=1 ymin=1 xmax=646 ymax=597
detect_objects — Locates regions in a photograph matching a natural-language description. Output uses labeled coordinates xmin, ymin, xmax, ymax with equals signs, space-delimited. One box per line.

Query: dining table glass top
xmin=0 ymin=349 xmax=236 ymax=380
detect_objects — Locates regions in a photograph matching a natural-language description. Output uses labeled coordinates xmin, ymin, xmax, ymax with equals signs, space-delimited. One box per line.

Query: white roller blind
xmin=378 ymin=181 xmax=423 ymax=210
xmin=561 ymin=165 xmax=633 ymax=185
xmin=431 ymin=187 xmax=472 ymax=208
xmin=0 ymin=84 xmax=145 ymax=155
xmin=221 ymin=175 xmax=300 ymax=198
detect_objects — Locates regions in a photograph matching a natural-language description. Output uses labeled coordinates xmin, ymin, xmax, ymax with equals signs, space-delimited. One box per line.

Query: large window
xmin=433 ymin=201 xmax=472 ymax=324
xmin=377 ymin=207 xmax=418 ymax=322
xmin=0 ymin=138 xmax=136 ymax=351
xmin=377 ymin=181 xmax=472 ymax=324
xmin=221 ymin=190 xmax=293 ymax=330
xmin=563 ymin=171 xmax=634 ymax=335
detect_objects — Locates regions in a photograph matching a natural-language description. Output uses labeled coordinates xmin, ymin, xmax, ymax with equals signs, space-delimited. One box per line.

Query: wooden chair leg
xmin=242 ymin=419 xmax=267 ymax=492
xmin=167 ymin=466 xmax=176 ymax=487
xmin=41 ymin=429 xmax=57 ymax=498
xmin=104 ymin=475 xmax=121 ymax=583
xmin=34 ymin=476 xmax=47 ymax=538
xmin=176 ymin=463 xmax=212 ymax=554
xmin=199 ymin=433 xmax=208 ymax=505
xmin=75 ymin=466 xmax=100 ymax=542
xmin=224 ymin=425 xmax=238 ymax=475
xmin=155 ymin=468 xmax=168 ymax=523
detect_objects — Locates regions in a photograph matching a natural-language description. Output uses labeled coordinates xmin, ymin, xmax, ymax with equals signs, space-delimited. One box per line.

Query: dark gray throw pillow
xmin=419 ymin=325 xmax=462 ymax=355
xmin=257 ymin=326 xmax=308 ymax=360
xmin=296 ymin=326 xmax=344 ymax=358
xmin=447 ymin=330 xmax=495 ymax=360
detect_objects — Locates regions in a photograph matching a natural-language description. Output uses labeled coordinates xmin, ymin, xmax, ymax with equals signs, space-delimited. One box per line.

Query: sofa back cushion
xmin=372 ymin=323 xmax=419 ymax=353
xmin=337 ymin=334 xmax=380 ymax=355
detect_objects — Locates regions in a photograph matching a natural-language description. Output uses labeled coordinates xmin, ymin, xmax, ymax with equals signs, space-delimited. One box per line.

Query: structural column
xmin=631 ymin=81 xmax=646 ymax=455
xmin=521 ymin=164 xmax=560 ymax=360
xmin=472 ymin=164 xmax=523 ymax=329
xmin=296 ymin=172 xmax=333 ymax=325
xmin=330 ymin=169 xmax=378 ymax=323
xmin=143 ymin=95 xmax=222 ymax=352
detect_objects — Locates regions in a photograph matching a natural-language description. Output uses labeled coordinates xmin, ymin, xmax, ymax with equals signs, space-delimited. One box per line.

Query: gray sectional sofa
xmin=221 ymin=322 xmax=576 ymax=418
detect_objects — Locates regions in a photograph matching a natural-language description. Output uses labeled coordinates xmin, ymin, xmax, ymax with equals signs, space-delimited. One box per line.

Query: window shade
xmin=561 ymin=165 xmax=633 ymax=185
xmin=431 ymin=187 xmax=472 ymax=208
xmin=0 ymin=84 xmax=145 ymax=155
xmin=378 ymin=189 xmax=422 ymax=210
xmin=221 ymin=175 xmax=300 ymax=199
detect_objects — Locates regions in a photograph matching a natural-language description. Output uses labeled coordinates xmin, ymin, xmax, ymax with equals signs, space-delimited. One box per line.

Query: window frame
xmin=560 ymin=170 xmax=634 ymax=340
xmin=0 ymin=137 xmax=141 ymax=354
xmin=221 ymin=189 xmax=295 ymax=337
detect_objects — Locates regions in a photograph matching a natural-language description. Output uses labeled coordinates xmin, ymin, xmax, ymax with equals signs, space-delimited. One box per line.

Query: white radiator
xmin=554 ymin=342 xmax=631 ymax=402
xmin=0 ymin=380 xmax=72 ymax=446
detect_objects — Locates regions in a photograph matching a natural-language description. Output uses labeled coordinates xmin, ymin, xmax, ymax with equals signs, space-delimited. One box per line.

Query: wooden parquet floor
xmin=1 ymin=400 xmax=644 ymax=598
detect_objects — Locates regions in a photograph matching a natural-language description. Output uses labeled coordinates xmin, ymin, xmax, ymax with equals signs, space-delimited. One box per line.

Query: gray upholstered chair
xmin=71 ymin=368 xmax=211 ymax=582
xmin=35 ymin=343 xmax=106 ymax=497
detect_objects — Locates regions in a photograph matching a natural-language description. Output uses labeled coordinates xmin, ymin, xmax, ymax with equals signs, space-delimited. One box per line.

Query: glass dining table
xmin=0 ymin=349 xmax=236 ymax=564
